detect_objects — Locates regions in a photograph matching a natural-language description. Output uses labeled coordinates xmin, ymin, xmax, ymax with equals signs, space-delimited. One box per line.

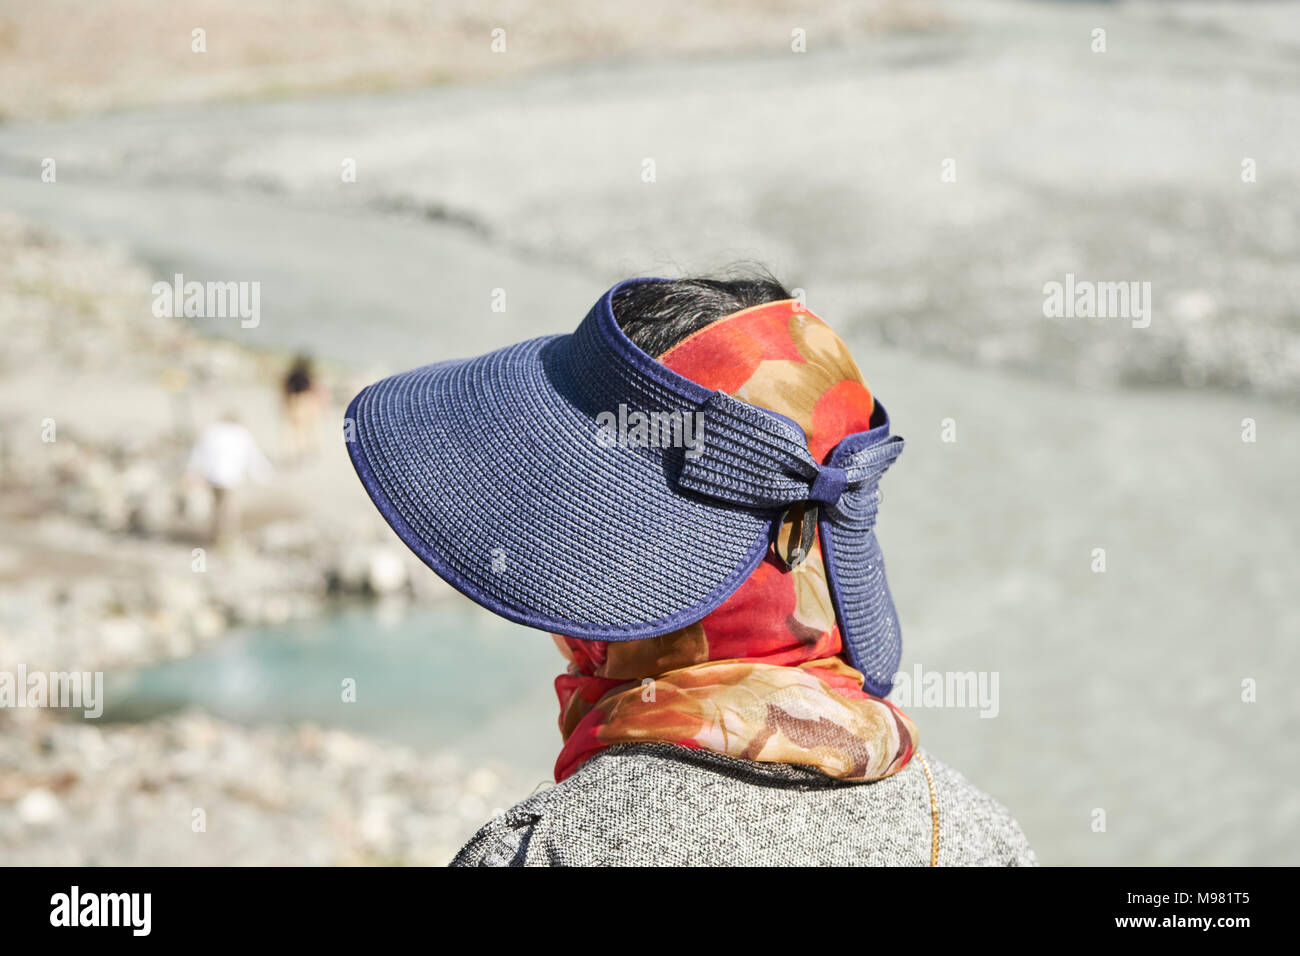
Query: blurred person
xmin=185 ymin=410 xmax=272 ymax=546
xmin=345 ymin=272 xmax=1034 ymax=866
xmin=282 ymin=354 xmax=326 ymax=462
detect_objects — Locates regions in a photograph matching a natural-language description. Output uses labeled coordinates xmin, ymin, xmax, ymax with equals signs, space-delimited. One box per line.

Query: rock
xmin=190 ymin=605 xmax=227 ymax=640
xmin=181 ymin=484 xmax=213 ymax=527
xmin=258 ymin=520 xmax=319 ymax=556
xmin=163 ymin=625 xmax=194 ymax=658
xmin=358 ymin=795 xmax=401 ymax=847
xmin=121 ymin=461 xmax=161 ymax=497
xmin=1172 ymin=290 xmax=1217 ymax=323
xmin=333 ymin=545 xmax=370 ymax=593
xmin=0 ymin=712 xmax=527 ymax=864
xmin=159 ymin=577 xmax=204 ymax=617
xmin=99 ymin=617 xmax=146 ymax=660
xmin=17 ymin=788 xmax=63 ymax=826
xmin=128 ymin=488 xmax=174 ymax=537
xmin=261 ymin=596 xmax=292 ymax=625
xmin=464 ymin=767 xmax=499 ymax=797
xmin=366 ymin=547 xmax=408 ymax=595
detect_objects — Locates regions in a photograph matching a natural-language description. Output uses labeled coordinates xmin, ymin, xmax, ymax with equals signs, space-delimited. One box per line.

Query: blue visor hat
xmin=345 ymin=278 xmax=905 ymax=695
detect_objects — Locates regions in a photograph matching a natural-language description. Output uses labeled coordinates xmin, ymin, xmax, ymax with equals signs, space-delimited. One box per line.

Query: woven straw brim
xmin=345 ymin=334 xmax=772 ymax=640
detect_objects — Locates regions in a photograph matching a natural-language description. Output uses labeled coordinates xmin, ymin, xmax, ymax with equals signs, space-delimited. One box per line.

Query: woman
xmin=345 ymin=272 xmax=1035 ymax=866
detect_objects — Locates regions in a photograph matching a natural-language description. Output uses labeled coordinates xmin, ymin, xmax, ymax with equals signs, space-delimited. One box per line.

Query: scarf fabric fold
xmin=553 ymin=300 xmax=917 ymax=783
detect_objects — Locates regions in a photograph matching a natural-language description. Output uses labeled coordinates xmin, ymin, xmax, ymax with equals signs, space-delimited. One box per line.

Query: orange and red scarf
xmin=554 ymin=301 xmax=917 ymax=783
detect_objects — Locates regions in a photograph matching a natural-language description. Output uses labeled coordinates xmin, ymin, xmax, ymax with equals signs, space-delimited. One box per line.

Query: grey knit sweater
xmin=451 ymin=743 xmax=1036 ymax=866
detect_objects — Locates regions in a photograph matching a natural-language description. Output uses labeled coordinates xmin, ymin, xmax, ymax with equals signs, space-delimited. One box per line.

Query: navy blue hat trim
xmin=345 ymin=278 xmax=904 ymax=692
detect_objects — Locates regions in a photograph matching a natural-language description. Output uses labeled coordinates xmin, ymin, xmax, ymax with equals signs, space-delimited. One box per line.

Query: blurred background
xmin=0 ymin=0 xmax=1297 ymax=865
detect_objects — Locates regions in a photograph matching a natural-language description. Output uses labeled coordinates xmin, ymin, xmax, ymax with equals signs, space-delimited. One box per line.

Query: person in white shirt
xmin=185 ymin=411 xmax=272 ymax=545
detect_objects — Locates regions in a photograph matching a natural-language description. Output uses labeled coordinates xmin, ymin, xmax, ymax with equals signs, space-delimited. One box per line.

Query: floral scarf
xmin=554 ymin=301 xmax=917 ymax=783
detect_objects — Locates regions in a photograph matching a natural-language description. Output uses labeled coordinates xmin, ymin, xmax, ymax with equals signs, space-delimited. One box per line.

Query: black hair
xmin=612 ymin=267 xmax=792 ymax=358
xmin=284 ymin=353 xmax=315 ymax=395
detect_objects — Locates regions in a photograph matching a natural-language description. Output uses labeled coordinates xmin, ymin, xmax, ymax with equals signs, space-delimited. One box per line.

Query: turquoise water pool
xmin=102 ymin=602 xmax=563 ymax=782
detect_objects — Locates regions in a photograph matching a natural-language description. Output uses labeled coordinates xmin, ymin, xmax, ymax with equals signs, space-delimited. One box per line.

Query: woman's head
xmin=553 ymin=274 xmax=908 ymax=780
xmin=344 ymin=269 xmax=904 ymax=704
xmin=556 ymin=268 xmax=880 ymax=690
xmin=612 ymin=268 xmax=792 ymax=357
